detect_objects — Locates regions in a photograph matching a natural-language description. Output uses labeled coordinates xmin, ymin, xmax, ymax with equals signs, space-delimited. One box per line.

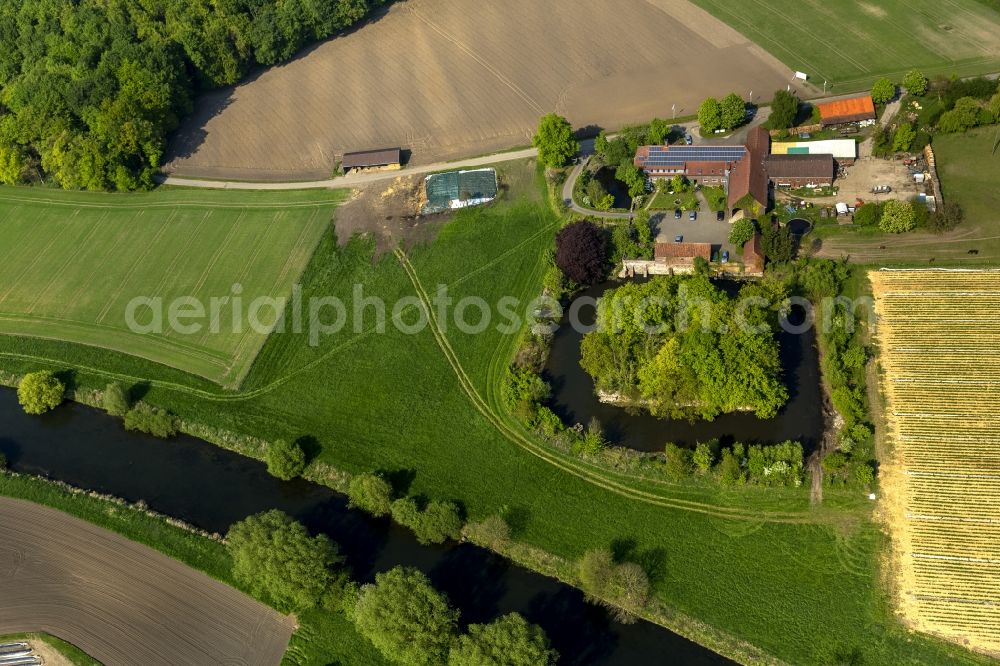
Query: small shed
xmin=342 ymin=148 xmax=402 ymax=173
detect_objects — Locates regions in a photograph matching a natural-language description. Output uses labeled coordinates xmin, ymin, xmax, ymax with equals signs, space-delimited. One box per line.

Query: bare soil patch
xmin=164 ymin=0 xmax=797 ymax=180
xmin=0 ymin=498 xmax=294 ymax=666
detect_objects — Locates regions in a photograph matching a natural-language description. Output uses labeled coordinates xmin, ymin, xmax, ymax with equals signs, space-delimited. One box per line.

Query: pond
xmin=544 ymin=280 xmax=825 ymax=453
xmin=0 ymin=387 xmax=732 ymax=666
xmin=594 ymin=167 xmax=632 ymax=210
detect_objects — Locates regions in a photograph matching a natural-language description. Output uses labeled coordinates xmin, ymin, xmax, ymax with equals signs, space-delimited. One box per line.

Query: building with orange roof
xmin=816 ymin=95 xmax=876 ymax=127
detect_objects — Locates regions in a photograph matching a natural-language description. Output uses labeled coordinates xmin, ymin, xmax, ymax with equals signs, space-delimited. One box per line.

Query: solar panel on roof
xmin=638 ymin=144 xmax=746 ymax=167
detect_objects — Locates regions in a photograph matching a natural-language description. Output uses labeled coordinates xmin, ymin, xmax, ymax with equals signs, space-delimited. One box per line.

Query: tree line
xmin=0 ymin=0 xmax=385 ymax=190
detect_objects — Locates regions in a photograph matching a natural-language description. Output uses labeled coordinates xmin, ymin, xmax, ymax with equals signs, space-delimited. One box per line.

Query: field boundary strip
xmin=871 ymin=269 xmax=1000 ymax=657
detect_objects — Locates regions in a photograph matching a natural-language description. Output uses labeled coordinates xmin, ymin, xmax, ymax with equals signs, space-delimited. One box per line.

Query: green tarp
xmin=423 ymin=168 xmax=498 ymax=214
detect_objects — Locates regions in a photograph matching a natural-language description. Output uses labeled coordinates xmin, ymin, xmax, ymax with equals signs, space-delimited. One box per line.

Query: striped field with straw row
xmin=871 ymin=269 xmax=1000 ymax=658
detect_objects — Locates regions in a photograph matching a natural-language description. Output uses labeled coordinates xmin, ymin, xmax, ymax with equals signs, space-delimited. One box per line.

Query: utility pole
xmin=672 ymin=103 xmax=676 ymax=120
xmin=824 ymin=80 xmax=828 ymax=95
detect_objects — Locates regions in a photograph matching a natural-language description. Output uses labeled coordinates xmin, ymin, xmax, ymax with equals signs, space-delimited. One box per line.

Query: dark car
xmin=688 ymin=210 xmax=697 ymax=221
xmin=716 ymin=210 xmax=725 ymax=222
xmin=674 ymin=235 xmax=683 ymax=243
xmin=674 ymin=208 xmax=682 ymax=220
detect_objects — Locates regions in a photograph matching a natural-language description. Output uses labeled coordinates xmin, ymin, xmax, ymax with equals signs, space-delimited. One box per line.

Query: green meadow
xmin=691 ymin=0 xmax=1000 ymax=90
xmin=0 ymin=187 xmax=344 ymax=387
xmin=0 ymin=161 xmax=992 ymax=664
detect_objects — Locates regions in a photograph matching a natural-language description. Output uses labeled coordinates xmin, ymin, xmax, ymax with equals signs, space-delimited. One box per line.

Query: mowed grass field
xmin=0 ymin=187 xmax=344 ymax=387
xmin=871 ymin=270 xmax=1000 ymax=656
xmin=3 ymin=161 xmax=993 ymax=664
xmin=691 ymin=0 xmax=1000 ymax=89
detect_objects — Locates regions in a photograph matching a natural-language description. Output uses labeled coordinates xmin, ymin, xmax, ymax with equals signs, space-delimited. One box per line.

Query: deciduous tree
xmin=266 ymin=438 xmax=307 ymax=480
xmin=347 ymin=472 xmax=394 ymax=516
xmin=698 ymin=97 xmax=722 ymax=133
xmin=878 ymin=200 xmax=916 ymax=233
xmin=555 ymin=220 xmax=608 ymax=285
xmin=351 ymin=567 xmax=458 ymax=666
xmin=227 ymin=510 xmax=345 ymax=611
xmin=767 ymin=90 xmax=800 ymax=130
xmin=449 ymin=613 xmax=557 ymax=666
xmin=17 ymin=371 xmax=64 ymax=415
xmin=532 ymin=113 xmax=578 ymax=168
xmin=902 ymin=69 xmax=928 ymax=96
xmin=871 ymin=77 xmax=896 ymax=105
xmin=720 ymin=92 xmax=746 ymax=130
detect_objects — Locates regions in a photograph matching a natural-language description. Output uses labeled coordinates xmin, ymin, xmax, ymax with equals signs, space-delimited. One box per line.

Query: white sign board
xmin=794 ymin=71 xmax=808 ymax=81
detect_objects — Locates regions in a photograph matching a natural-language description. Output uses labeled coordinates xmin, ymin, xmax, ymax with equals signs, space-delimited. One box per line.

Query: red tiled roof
xmin=655 ymin=242 xmax=712 ymax=261
xmin=727 ymin=127 xmax=769 ymax=211
xmin=817 ymin=95 xmax=876 ymax=125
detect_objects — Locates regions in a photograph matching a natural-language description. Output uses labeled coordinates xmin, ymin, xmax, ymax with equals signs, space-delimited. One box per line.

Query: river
xmin=544 ymin=281 xmax=825 ymax=453
xmin=0 ymin=387 xmax=732 ymax=665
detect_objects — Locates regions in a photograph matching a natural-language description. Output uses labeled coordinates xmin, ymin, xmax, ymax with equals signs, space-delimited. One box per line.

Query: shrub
xmin=892 ymin=123 xmax=916 ymax=152
xmin=352 ymin=567 xmax=458 ymax=666
xmin=123 ymin=402 xmax=178 ymax=438
xmin=227 ymin=510 xmax=345 ymax=611
xmin=504 ymin=368 xmax=550 ymax=409
xmin=103 ymin=382 xmax=130 ymax=417
xmin=17 ymin=371 xmax=65 ymax=415
xmin=728 ymin=218 xmax=757 ymax=247
xmin=418 ymin=500 xmax=464 ymax=545
xmin=717 ymin=446 xmax=745 ymax=486
xmin=871 ymin=77 xmax=895 ymax=105
xmin=577 ymin=548 xmax=650 ymax=622
xmin=853 ymin=202 xmax=881 ymax=227
xmin=822 ymin=451 xmax=849 ymax=476
xmin=664 ymin=443 xmax=692 ymax=480
xmin=464 ymin=515 xmax=511 ymax=550
xmin=265 ymin=438 xmax=307 ymax=480
xmin=347 ymin=473 xmax=394 ymax=517
xmin=692 ymin=442 xmax=715 ymax=474
xmin=878 ymin=200 xmax=916 ymax=234
xmin=855 ymin=462 xmax=876 ymax=487
xmin=449 ymin=613 xmax=557 ymax=666
xmin=555 ymin=220 xmax=608 ymax=286
xmin=928 ymin=201 xmax=964 ymax=233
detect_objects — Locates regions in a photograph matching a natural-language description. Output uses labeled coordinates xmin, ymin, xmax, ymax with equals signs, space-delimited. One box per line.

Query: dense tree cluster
xmin=123 ymin=401 xmax=178 ymax=438
xmin=666 ymin=440 xmax=804 ymax=487
xmin=697 ymin=92 xmax=747 ymax=133
xmin=580 ymin=276 xmax=788 ymax=420
xmin=0 ymin=0 xmax=384 ymax=189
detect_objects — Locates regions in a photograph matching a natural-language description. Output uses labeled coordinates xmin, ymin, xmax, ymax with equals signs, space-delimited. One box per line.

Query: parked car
xmin=722 ymin=250 xmax=730 ymax=264
xmin=684 ymin=134 xmax=693 ymax=145
xmin=688 ymin=210 xmax=697 ymax=221
xmin=674 ymin=208 xmax=682 ymax=219
xmin=716 ymin=210 xmax=725 ymax=222
xmin=674 ymin=235 xmax=683 ymax=243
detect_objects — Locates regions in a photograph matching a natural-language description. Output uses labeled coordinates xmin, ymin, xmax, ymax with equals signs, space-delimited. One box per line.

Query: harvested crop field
xmin=0 ymin=187 xmax=344 ymax=387
xmin=0 ymin=497 xmax=294 ymax=666
xmin=164 ymin=0 xmax=798 ymax=180
xmin=871 ymin=269 xmax=1000 ymax=657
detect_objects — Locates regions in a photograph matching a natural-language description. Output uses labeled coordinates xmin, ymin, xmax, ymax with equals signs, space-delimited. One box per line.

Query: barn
xmin=341 ymin=148 xmax=402 ymax=173
xmin=816 ymin=95 xmax=876 ymax=127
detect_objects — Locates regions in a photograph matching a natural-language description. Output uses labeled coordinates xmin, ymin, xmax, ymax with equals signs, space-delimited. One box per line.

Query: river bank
xmin=0 ymin=386 xmax=741 ymax=665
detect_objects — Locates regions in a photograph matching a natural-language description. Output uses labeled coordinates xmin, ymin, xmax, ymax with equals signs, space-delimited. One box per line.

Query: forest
xmin=0 ymin=0 xmax=384 ymax=190
xmin=580 ymin=275 xmax=788 ymax=420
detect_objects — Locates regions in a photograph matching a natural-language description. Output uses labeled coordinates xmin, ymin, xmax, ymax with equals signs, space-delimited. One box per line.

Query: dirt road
xmin=0 ymin=498 xmax=294 ymax=666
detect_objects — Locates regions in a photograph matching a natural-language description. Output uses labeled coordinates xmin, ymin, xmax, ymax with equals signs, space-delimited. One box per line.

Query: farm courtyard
xmin=0 ymin=188 xmax=344 ymax=387
xmin=163 ymin=0 xmax=797 ymax=180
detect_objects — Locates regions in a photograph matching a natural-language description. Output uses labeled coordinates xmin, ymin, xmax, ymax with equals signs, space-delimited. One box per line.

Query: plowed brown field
xmin=871 ymin=269 xmax=1000 ymax=658
xmin=164 ymin=0 xmax=798 ymax=180
xmin=0 ymin=498 xmax=295 ymax=666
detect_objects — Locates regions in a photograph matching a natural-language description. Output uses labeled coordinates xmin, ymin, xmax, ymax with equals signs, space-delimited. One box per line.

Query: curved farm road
xmin=0 ymin=498 xmax=294 ymax=666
